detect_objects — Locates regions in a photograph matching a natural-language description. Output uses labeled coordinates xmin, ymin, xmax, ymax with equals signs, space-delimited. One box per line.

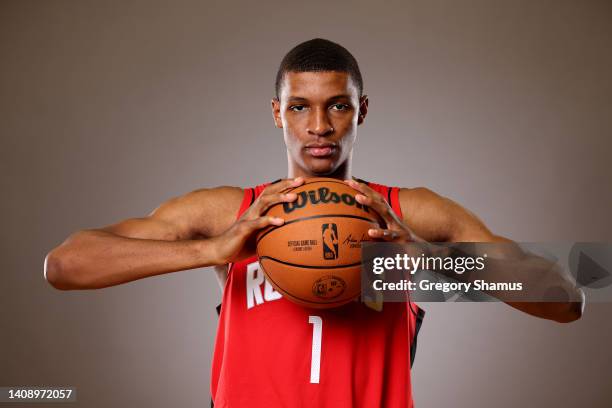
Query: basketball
xmin=256 ymin=177 xmax=383 ymax=309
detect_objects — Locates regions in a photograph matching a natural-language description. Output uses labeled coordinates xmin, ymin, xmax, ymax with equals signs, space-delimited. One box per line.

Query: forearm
xmin=472 ymin=237 xmax=585 ymax=322
xmin=506 ymin=296 xmax=584 ymax=323
xmin=428 ymin=242 xmax=584 ymax=322
xmin=45 ymin=230 xmax=220 ymax=290
xmin=477 ymin=254 xmax=584 ymax=322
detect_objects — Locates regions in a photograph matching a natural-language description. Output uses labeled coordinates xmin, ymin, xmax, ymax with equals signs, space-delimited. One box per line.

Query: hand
xmin=211 ymin=177 xmax=304 ymax=264
xmin=344 ymin=179 xmax=423 ymax=243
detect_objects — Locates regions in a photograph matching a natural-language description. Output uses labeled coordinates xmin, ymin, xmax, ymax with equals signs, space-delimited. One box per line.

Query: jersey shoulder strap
xmin=234 ymin=180 xmax=274 ymax=220
xmin=235 ymin=187 xmax=255 ymax=219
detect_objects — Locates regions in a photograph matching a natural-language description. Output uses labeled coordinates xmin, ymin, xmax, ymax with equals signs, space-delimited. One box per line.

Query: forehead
xmin=279 ymin=71 xmax=359 ymax=101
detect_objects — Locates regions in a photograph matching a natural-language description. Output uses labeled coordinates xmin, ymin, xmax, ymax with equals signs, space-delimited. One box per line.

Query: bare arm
xmin=45 ymin=178 xmax=305 ymax=291
xmin=44 ymin=186 xmax=243 ymax=290
xmin=399 ymin=187 xmax=584 ymax=323
xmin=344 ymin=180 xmax=583 ymax=323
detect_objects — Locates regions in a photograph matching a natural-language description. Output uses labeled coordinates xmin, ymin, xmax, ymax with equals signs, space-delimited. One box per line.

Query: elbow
xmin=44 ymin=250 xmax=81 ymax=290
xmin=553 ymin=291 xmax=585 ymax=323
xmin=554 ymin=302 xmax=583 ymax=323
xmin=553 ymin=306 xmax=582 ymax=323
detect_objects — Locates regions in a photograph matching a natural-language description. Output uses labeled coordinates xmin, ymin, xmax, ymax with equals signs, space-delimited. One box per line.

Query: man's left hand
xmin=344 ymin=179 xmax=423 ymax=243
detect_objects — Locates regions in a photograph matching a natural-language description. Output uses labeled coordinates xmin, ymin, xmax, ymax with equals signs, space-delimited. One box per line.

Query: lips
xmin=305 ymin=144 xmax=337 ymax=157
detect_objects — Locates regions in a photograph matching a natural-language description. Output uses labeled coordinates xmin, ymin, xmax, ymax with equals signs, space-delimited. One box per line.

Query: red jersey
xmin=211 ymin=179 xmax=425 ymax=407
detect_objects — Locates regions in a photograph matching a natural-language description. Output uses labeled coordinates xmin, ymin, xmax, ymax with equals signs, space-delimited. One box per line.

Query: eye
xmin=330 ymin=103 xmax=349 ymax=111
xmin=289 ymin=105 xmax=306 ymax=112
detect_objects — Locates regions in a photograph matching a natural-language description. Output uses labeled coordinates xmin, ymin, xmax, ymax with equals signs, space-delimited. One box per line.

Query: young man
xmin=45 ymin=39 xmax=583 ymax=407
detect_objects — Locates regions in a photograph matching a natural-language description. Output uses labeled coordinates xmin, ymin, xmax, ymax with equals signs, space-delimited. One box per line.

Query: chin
xmin=301 ymin=155 xmax=341 ymax=176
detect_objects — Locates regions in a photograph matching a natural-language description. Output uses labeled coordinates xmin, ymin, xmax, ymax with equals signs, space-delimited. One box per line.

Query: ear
xmin=357 ymin=95 xmax=369 ymax=125
xmin=271 ymin=98 xmax=283 ymax=128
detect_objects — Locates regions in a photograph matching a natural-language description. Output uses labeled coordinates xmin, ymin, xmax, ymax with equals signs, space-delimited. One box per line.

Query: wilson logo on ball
xmin=322 ymin=223 xmax=339 ymax=260
xmin=282 ymin=187 xmax=371 ymax=214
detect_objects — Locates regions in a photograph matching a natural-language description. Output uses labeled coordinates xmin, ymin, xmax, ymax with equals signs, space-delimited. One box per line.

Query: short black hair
xmin=275 ymin=38 xmax=363 ymax=99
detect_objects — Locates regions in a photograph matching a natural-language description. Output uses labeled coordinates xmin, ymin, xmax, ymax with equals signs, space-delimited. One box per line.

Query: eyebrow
xmin=286 ymin=94 xmax=353 ymax=103
xmin=287 ymin=96 xmax=309 ymax=103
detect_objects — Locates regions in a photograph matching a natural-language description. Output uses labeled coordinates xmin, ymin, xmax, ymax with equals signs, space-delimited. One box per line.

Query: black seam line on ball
xmin=256 ymin=213 xmax=378 ymax=245
xmin=272 ymin=286 xmax=361 ymax=305
xmin=260 ymin=262 xmax=361 ymax=305
xmin=264 ymin=264 xmax=361 ymax=305
xmin=261 ymin=180 xmax=364 ymax=215
xmin=261 ymin=180 xmax=363 ymax=209
xmin=259 ymin=256 xmax=362 ymax=270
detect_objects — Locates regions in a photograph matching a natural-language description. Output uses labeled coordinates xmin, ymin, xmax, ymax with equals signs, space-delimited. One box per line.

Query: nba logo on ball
xmin=322 ymin=223 xmax=339 ymax=260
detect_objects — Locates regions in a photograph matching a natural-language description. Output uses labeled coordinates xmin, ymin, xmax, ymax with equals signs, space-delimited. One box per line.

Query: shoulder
xmin=398 ymin=186 xmax=445 ymax=209
xmin=180 ymin=185 xmax=246 ymax=211
xmin=150 ymin=186 xmax=245 ymax=238
xmin=398 ymin=187 xmax=493 ymax=242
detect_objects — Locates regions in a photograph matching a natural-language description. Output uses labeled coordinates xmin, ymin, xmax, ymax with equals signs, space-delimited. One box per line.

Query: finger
xmin=252 ymin=191 xmax=298 ymax=216
xmin=368 ymin=228 xmax=404 ymax=241
xmin=354 ymin=192 xmax=394 ymax=226
xmin=368 ymin=228 xmax=412 ymax=241
xmin=262 ymin=177 xmax=305 ymax=195
xmin=241 ymin=215 xmax=285 ymax=234
xmin=244 ymin=177 xmax=304 ymax=219
xmin=344 ymin=178 xmax=376 ymax=197
xmin=345 ymin=179 xmax=388 ymax=209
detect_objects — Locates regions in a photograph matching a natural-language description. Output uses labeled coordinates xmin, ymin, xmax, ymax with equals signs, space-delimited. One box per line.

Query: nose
xmin=307 ymin=107 xmax=334 ymax=137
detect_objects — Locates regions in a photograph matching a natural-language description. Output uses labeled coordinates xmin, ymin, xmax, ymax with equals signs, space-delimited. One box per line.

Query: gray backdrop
xmin=1 ymin=0 xmax=611 ymax=407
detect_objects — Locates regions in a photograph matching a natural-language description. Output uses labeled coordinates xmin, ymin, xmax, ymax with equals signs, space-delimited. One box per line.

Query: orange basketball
xmin=256 ymin=177 xmax=383 ymax=309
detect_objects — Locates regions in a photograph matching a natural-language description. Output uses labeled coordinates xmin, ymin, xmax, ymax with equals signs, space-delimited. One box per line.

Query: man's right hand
xmin=210 ymin=177 xmax=304 ymax=264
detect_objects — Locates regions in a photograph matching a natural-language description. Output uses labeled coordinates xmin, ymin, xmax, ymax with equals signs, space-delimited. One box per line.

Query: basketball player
xmin=44 ymin=39 xmax=583 ymax=407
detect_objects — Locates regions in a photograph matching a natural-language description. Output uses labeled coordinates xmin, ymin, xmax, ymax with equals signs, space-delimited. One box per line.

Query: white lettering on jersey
xmin=308 ymin=315 xmax=323 ymax=383
xmin=246 ymin=261 xmax=282 ymax=309
xmin=264 ymin=278 xmax=282 ymax=302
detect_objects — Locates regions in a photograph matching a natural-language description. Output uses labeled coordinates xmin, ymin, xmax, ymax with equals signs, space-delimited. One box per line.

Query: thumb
xmin=244 ymin=216 xmax=284 ymax=233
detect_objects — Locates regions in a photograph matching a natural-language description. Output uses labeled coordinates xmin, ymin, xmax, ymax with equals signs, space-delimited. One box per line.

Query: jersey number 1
xmin=309 ymin=315 xmax=322 ymax=384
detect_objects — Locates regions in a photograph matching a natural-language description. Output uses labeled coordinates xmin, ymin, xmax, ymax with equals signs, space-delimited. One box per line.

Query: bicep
xmin=99 ymin=196 xmax=194 ymax=241
xmin=399 ymin=187 xmax=496 ymax=242
xmin=99 ymin=186 xmax=243 ymax=241
xmin=99 ymin=216 xmax=184 ymax=241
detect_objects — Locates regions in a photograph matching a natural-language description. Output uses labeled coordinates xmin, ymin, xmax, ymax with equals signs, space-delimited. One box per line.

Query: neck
xmin=287 ymin=158 xmax=352 ymax=180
